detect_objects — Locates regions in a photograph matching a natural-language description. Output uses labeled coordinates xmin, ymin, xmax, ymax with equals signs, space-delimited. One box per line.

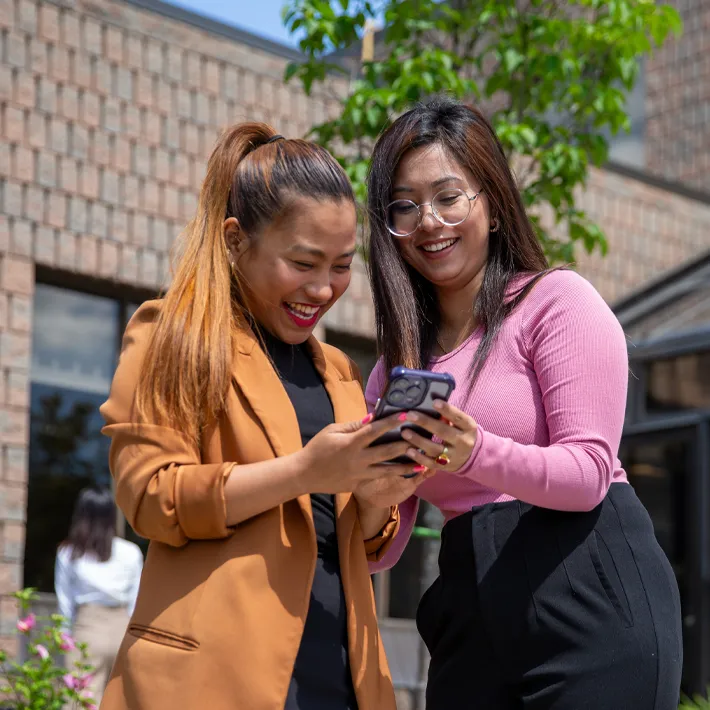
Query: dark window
xmin=645 ymin=350 xmax=710 ymax=415
xmin=25 ymin=284 xmax=145 ymax=591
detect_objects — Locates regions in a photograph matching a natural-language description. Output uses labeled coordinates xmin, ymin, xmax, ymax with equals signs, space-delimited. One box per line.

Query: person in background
xmin=365 ymin=97 xmax=683 ymax=709
xmin=98 ymin=122 xmax=428 ymax=710
xmin=55 ymin=486 xmax=143 ymax=704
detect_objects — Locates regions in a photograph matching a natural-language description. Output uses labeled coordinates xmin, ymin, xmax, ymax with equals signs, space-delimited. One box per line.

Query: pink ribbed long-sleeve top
xmin=366 ymin=270 xmax=629 ymax=572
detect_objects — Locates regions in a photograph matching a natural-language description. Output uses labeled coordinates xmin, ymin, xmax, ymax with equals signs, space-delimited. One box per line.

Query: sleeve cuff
xmin=363 ymin=506 xmax=400 ymax=562
xmin=453 ymin=425 xmax=485 ymax=477
xmin=175 ymin=462 xmax=236 ymax=539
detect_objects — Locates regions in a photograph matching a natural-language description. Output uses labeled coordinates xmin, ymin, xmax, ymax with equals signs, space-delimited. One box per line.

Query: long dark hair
xmin=136 ymin=123 xmax=354 ymax=443
xmin=367 ymin=97 xmax=551 ymax=385
xmin=61 ymin=487 xmax=117 ymax=562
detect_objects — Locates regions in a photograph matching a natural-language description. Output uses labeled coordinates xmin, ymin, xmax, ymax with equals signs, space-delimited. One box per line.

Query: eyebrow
xmin=287 ymin=245 xmax=356 ymax=259
xmin=392 ymin=175 xmax=464 ymax=193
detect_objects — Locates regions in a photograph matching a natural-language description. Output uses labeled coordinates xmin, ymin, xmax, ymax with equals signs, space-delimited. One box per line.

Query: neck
xmin=435 ymin=266 xmax=485 ymax=345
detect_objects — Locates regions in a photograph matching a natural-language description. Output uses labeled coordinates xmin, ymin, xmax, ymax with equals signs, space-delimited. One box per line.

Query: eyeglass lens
xmin=387 ymin=189 xmax=473 ymax=237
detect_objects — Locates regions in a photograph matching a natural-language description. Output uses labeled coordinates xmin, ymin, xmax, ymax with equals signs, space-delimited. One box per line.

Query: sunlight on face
xmin=236 ymin=197 xmax=358 ymax=344
xmin=392 ymin=143 xmax=491 ymax=295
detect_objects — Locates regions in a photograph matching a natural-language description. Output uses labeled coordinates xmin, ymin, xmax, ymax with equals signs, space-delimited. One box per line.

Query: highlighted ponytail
xmin=135 ymin=123 xmax=353 ymax=442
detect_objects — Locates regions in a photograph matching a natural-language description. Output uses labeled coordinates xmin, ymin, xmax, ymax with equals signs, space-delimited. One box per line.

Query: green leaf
xmin=502 ymin=48 xmax=524 ymax=73
xmin=281 ymin=0 xmax=676 ymax=262
xmin=284 ymin=62 xmax=300 ymax=83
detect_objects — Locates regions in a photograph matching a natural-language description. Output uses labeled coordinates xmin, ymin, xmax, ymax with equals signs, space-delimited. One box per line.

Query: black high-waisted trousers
xmin=417 ymin=484 xmax=683 ymax=709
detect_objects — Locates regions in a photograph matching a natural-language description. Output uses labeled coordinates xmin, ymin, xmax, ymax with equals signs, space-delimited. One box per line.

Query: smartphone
xmin=369 ymin=367 xmax=456 ymax=473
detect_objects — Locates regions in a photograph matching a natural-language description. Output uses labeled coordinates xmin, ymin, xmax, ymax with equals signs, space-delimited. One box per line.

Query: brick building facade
xmin=0 ymin=0 xmax=708 ymax=697
xmin=646 ymin=0 xmax=710 ymax=191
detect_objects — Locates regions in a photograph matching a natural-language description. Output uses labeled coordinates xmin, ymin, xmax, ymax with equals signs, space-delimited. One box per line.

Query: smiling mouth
xmin=282 ymin=302 xmax=322 ymax=327
xmin=285 ymin=302 xmax=320 ymax=317
xmin=419 ymin=237 xmax=459 ymax=253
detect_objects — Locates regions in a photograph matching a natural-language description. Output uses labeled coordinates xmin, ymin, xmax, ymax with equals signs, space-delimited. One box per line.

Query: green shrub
xmin=680 ymin=689 xmax=710 ymax=709
xmin=0 ymin=589 xmax=95 ymax=710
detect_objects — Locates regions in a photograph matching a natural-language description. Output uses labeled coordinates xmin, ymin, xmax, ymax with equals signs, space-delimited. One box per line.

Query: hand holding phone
xmin=368 ymin=367 xmax=456 ymax=473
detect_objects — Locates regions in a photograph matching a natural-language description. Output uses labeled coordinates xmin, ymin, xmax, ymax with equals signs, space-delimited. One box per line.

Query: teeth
xmin=421 ymin=238 xmax=457 ymax=253
xmin=286 ymin=303 xmax=319 ymax=316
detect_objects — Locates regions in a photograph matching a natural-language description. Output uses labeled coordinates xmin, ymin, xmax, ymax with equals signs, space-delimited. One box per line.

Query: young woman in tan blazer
xmin=98 ymin=124 xmax=432 ymax=710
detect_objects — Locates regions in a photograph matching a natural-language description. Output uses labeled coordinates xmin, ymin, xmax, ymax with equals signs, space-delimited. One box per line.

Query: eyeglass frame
xmin=385 ymin=188 xmax=484 ymax=238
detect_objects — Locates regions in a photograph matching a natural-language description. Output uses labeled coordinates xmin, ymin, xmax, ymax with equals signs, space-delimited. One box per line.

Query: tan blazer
xmin=99 ymin=301 xmax=399 ymax=710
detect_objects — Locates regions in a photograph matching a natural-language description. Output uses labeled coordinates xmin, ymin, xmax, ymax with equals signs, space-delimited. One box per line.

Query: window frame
xmin=626 ymin=327 xmax=710 ymax=427
xmin=30 ymin=268 xmax=157 ymax=554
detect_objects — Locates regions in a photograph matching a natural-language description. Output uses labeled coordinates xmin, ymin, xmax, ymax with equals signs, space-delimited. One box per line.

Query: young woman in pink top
xmin=365 ymin=97 xmax=683 ymax=709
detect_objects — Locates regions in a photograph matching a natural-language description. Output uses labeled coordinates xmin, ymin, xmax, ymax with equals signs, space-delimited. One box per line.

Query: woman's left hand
xmin=400 ymin=400 xmax=478 ymax=472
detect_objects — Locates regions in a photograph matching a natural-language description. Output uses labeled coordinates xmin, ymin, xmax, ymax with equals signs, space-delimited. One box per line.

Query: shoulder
xmin=319 ymin=341 xmax=362 ymax=385
xmin=115 ymin=299 xmax=163 ymax=370
xmin=518 ymin=268 xmax=625 ymax=347
xmin=100 ymin=300 xmax=162 ymax=425
xmin=123 ymin=299 xmax=163 ymax=348
xmin=113 ymin=537 xmax=143 ymax=563
xmin=521 ymin=268 xmax=613 ymax=320
xmin=56 ymin=544 xmax=72 ymax=564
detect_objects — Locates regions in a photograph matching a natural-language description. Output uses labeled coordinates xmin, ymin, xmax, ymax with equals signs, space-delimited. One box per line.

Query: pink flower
xmin=78 ymin=674 xmax=94 ymax=690
xmin=34 ymin=644 xmax=49 ymax=660
xmin=59 ymin=633 xmax=76 ymax=651
xmin=64 ymin=672 xmax=94 ymax=691
xmin=16 ymin=613 xmax=36 ymax=633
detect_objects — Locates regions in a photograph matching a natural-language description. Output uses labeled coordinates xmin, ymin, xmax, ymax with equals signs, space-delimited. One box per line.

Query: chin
xmin=280 ymin=329 xmax=312 ymax=345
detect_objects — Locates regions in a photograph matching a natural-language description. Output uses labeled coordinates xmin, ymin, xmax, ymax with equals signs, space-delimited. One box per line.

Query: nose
xmin=418 ymin=204 xmax=439 ymax=233
xmin=304 ymin=277 xmax=333 ymax=305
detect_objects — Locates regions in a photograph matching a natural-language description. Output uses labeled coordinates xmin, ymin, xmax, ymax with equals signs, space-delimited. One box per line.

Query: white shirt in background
xmin=54 ymin=537 xmax=144 ymax=628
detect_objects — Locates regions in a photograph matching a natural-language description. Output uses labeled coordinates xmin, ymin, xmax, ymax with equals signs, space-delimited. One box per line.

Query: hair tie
xmin=266 ymin=134 xmax=285 ymax=144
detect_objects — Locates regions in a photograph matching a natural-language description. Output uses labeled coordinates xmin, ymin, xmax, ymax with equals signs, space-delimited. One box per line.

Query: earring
xmin=227 ymin=255 xmax=236 ymax=273
xmin=490 ymin=219 xmax=499 ymax=233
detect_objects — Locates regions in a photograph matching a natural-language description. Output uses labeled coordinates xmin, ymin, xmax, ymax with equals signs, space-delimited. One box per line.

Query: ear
xmin=223 ymin=217 xmax=249 ymax=260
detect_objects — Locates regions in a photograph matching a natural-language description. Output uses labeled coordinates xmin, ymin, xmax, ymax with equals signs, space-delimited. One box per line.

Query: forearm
xmin=458 ymin=426 xmax=615 ymax=511
xmin=224 ymin=450 xmax=310 ymax=526
xmin=355 ymin=498 xmax=391 ymax=540
xmin=369 ymin=495 xmax=418 ymax=573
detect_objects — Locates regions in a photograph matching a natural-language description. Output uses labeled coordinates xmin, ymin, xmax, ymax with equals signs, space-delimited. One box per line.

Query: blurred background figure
xmin=54 ymin=487 xmax=143 ymax=704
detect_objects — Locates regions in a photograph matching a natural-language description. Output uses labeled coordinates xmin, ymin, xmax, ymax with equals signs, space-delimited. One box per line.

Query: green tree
xmin=283 ymin=0 xmax=681 ymax=262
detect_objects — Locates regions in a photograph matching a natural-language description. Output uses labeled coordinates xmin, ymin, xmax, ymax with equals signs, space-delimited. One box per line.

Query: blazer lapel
xmin=231 ymin=331 xmax=368 ymax=527
xmin=231 ymin=328 xmax=302 ymax=458
xmin=232 ymin=326 xmax=317 ymax=523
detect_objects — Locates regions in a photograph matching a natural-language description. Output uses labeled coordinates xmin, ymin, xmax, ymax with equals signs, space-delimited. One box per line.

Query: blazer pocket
xmin=127 ymin=624 xmax=200 ymax=651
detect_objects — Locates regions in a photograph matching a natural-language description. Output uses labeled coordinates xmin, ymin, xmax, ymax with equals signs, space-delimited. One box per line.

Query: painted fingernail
xmin=361 ymin=413 xmax=373 ymax=424
xmin=398 ymin=413 xmax=408 ymax=422
xmin=412 ymin=465 xmax=427 ymax=473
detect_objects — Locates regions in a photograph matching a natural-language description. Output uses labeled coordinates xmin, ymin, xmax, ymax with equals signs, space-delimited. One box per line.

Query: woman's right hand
xmin=297 ymin=413 xmax=421 ymax=494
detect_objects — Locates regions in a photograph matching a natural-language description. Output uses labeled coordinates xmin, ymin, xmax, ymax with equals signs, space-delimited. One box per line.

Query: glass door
xmin=619 ymin=425 xmax=707 ymax=694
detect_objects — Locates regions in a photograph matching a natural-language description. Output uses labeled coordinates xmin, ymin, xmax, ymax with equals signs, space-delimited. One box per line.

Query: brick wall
xmin=0 ymin=0 xmax=345 ymax=651
xmin=645 ymin=0 xmax=710 ymax=191
xmin=574 ymin=166 xmax=710 ymax=304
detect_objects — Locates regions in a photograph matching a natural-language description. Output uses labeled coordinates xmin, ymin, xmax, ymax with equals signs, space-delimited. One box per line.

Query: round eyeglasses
xmin=386 ymin=188 xmax=483 ymax=238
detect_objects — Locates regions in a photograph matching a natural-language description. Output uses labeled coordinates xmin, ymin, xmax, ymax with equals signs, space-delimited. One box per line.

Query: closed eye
xmin=333 ymin=263 xmax=352 ymax=273
xmin=293 ymin=261 xmax=314 ymax=270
